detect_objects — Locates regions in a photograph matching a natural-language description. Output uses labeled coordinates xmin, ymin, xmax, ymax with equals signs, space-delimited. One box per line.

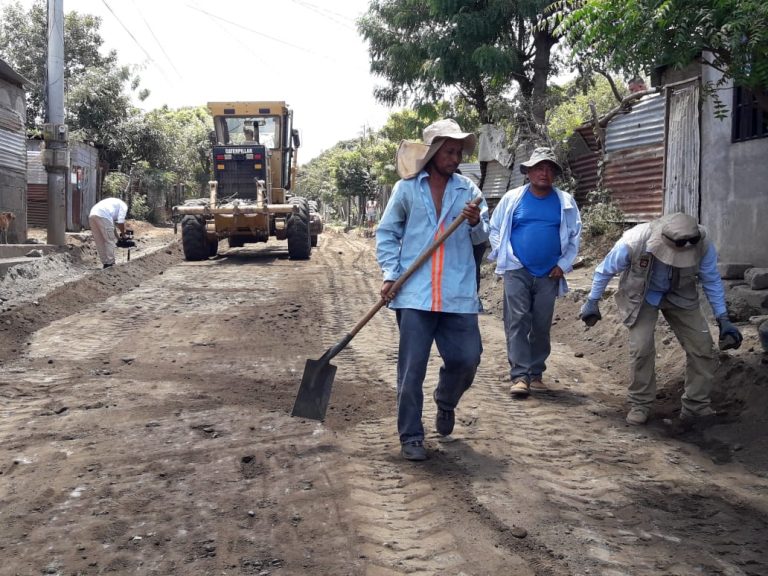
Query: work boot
xmin=663 ymin=412 xmax=719 ymax=435
xmin=625 ymin=407 xmax=649 ymax=426
xmin=433 ymin=389 xmax=455 ymax=436
xmin=509 ymin=378 xmax=530 ymax=398
xmin=435 ymin=407 xmax=455 ymax=436
xmin=401 ymin=440 xmax=427 ymax=461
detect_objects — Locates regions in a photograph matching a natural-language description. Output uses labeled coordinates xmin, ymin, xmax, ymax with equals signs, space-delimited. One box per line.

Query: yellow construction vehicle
xmin=173 ymin=101 xmax=313 ymax=260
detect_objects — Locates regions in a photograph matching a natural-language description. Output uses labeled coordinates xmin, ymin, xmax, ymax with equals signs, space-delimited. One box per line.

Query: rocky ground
xmin=0 ymin=224 xmax=766 ymax=575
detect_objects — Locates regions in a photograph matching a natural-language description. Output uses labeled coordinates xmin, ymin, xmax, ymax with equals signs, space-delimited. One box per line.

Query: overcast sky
xmin=7 ymin=0 xmax=394 ymax=163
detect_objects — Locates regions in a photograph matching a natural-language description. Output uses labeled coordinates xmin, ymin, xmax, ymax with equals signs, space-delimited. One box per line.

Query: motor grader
xmin=173 ymin=101 xmax=313 ymax=260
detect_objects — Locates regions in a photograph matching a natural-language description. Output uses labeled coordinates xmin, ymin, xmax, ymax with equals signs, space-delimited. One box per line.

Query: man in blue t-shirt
xmin=488 ymin=148 xmax=582 ymax=397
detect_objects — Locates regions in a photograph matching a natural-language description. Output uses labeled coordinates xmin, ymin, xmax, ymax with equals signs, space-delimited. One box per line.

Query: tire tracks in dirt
xmin=1 ymin=231 xmax=767 ymax=575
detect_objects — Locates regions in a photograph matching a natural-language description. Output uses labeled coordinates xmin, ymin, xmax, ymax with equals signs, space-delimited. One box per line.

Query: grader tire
xmin=181 ymin=215 xmax=209 ymax=261
xmin=287 ymin=209 xmax=311 ymax=260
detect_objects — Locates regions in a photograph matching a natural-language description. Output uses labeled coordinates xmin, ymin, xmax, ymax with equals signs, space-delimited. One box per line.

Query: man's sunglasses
xmin=663 ymin=233 xmax=700 ymax=247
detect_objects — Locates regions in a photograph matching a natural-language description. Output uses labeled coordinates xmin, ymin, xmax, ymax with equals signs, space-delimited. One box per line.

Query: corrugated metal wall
xmin=70 ymin=142 xmax=99 ymax=230
xmin=604 ymin=145 xmax=665 ymax=221
xmin=568 ymin=128 xmax=600 ymax=205
xmin=27 ymin=140 xmax=101 ymax=230
xmin=26 ymin=141 xmax=47 ymax=227
xmin=605 ymin=94 xmax=665 ymax=153
xmin=27 ymin=183 xmax=47 ymax=227
xmin=568 ymin=93 xmax=666 ymax=221
xmin=482 ymin=161 xmax=512 ymax=214
xmin=0 ymin=107 xmax=25 ymax=174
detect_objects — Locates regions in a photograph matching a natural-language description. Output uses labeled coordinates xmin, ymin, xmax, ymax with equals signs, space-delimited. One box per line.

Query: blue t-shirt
xmin=509 ymin=189 xmax=561 ymax=277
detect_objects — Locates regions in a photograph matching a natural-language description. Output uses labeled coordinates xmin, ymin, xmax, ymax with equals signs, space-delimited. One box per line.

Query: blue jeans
xmin=502 ymin=268 xmax=558 ymax=382
xmin=395 ymin=308 xmax=482 ymax=444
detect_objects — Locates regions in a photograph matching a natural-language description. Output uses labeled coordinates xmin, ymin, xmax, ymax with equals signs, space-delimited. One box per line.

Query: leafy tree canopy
xmin=549 ymin=0 xmax=768 ymax=93
xmin=359 ymin=0 xmax=559 ymax=124
xmin=546 ymin=76 xmax=621 ymax=144
xmin=0 ymin=0 xmax=146 ymax=134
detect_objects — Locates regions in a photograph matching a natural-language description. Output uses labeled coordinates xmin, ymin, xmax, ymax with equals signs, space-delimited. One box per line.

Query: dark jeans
xmin=395 ymin=308 xmax=482 ymax=444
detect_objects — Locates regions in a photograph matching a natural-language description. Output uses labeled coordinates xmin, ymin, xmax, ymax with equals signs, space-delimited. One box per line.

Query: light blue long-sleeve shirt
xmin=488 ymin=184 xmax=581 ymax=296
xmin=376 ymin=171 xmax=490 ymax=313
xmin=589 ymin=240 xmax=727 ymax=317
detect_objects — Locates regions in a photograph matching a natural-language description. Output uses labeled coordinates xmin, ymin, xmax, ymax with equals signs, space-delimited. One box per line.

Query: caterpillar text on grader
xmin=173 ymin=101 xmax=315 ymax=260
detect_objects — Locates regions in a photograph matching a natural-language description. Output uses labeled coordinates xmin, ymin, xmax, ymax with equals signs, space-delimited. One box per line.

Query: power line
xmin=100 ymin=0 xmax=170 ymax=80
xmin=287 ymin=0 xmax=357 ymax=32
xmin=185 ymin=3 xmax=335 ymax=62
xmin=127 ymin=0 xmax=183 ymax=80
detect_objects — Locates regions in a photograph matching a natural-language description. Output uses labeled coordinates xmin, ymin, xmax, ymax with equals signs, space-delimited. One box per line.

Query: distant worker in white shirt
xmin=89 ymin=197 xmax=129 ymax=268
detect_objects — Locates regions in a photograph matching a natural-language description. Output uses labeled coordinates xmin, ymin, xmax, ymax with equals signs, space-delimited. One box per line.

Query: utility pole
xmin=42 ymin=0 xmax=67 ymax=246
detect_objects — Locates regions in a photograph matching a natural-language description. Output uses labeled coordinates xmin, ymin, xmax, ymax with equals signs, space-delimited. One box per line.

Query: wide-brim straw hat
xmin=519 ymin=146 xmax=563 ymax=175
xmin=396 ymin=119 xmax=477 ymax=179
xmin=646 ymin=212 xmax=707 ymax=268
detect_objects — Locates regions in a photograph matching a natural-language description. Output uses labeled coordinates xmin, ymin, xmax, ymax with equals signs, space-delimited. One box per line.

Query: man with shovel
xmin=377 ymin=119 xmax=490 ymax=461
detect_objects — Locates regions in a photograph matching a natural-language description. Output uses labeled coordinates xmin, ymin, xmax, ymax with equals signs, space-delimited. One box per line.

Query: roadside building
xmin=0 ymin=59 xmax=28 ymax=243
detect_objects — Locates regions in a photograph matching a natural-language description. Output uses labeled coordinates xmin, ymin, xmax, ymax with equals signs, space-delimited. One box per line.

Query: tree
xmin=336 ymin=150 xmax=376 ymax=226
xmin=549 ymin=0 xmax=768 ymax=103
xmin=359 ymin=0 xmax=560 ymax=125
xmin=0 ymin=0 xmax=144 ymax=133
xmin=546 ymin=76 xmax=622 ymax=145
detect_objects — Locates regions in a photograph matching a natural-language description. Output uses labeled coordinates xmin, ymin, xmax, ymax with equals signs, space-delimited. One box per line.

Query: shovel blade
xmin=290 ymin=357 xmax=337 ymax=421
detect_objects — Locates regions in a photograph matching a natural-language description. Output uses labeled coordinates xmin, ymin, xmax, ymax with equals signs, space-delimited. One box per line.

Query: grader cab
xmin=173 ymin=101 xmax=314 ymax=260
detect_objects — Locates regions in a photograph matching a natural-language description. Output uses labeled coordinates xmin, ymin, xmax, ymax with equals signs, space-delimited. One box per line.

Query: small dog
xmin=0 ymin=211 xmax=15 ymax=244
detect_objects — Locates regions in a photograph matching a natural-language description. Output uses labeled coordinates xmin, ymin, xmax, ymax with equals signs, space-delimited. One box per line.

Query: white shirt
xmin=90 ymin=198 xmax=128 ymax=223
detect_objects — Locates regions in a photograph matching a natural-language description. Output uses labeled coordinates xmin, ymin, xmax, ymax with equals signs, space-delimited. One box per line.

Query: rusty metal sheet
xmin=569 ymin=152 xmax=599 ymax=205
xmin=604 ymin=144 xmax=665 ymax=221
xmin=27 ymin=183 xmax=48 ymax=227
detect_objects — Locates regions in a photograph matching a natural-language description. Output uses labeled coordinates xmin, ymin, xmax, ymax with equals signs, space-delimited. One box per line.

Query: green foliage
xmin=580 ymin=188 xmax=625 ymax=237
xmin=546 ymin=76 xmax=619 ymax=144
xmin=335 ymin=151 xmax=375 ymax=198
xmin=548 ymin=0 xmax=768 ymax=94
xmin=128 ymin=193 xmax=150 ymax=221
xmin=359 ymin=0 xmax=559 ymax=123
xmin=102 ymin=172 xmax=129 ymax=199
xmin=0 ymin=0 xmax=144 ymax=133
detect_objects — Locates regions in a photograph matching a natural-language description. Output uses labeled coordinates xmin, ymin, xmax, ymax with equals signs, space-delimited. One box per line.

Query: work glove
xmin=579 ymin=298 xmax=602 ymax=327
xmin=717 ymin=315 xmax=743 ymax=350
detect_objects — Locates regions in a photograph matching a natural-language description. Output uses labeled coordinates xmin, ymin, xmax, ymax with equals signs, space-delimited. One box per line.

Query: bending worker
xmin=579 ymin=212 xmax=742 ymax=428
xmin=89 ymin=196 xmax=129 ymax=269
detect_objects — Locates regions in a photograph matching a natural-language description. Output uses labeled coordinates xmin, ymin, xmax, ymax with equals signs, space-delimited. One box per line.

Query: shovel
xmin=291 ymin=195 xmax=483 ymax=421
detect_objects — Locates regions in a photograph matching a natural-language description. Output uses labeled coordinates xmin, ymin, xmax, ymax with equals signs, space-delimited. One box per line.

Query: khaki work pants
xmin=89 ymin=215 xmax=117 ymax=266
xmin=627 ymin=299 xmax=717 ymax=417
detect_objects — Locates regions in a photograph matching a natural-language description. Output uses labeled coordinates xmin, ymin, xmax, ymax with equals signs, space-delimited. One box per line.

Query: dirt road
xmin=1 ymin=231 xmax=766 ymax=575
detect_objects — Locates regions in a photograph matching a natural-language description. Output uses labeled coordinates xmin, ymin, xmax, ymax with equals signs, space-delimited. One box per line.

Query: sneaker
xmin=435 ymin=407 xmax=455 ymax=436
xmin=626 ymin=407 xmax=649 ymax=426
xmin=401 ymin=441 xmax=427 ymax=461
xmin=509 ymin=378 xmax=530 ymax=398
